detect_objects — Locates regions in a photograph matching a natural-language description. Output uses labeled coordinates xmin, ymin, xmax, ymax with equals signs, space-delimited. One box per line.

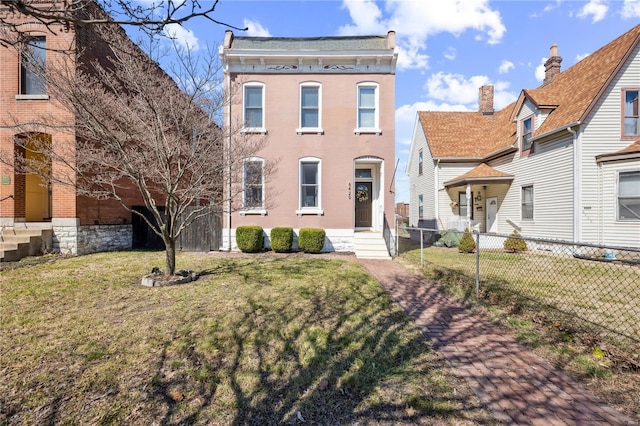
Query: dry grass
xmin=0 ymin=251 xmax=497 ymax=425
xmin=399 ymin=242 xmax=640 ymax=421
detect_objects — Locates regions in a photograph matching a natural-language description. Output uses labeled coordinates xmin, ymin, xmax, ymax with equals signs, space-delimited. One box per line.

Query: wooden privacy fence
xmin=132 ymin=205 xmax=221 ymax=252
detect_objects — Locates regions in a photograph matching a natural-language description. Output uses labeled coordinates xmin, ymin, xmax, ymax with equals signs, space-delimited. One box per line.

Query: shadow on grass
xmin=147 ymin=258 xmax=490 ymax=425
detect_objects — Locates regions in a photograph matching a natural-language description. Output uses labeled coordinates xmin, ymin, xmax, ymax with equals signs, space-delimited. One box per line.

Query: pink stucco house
xmin=219 ymin=31 xmax=398 ymax=257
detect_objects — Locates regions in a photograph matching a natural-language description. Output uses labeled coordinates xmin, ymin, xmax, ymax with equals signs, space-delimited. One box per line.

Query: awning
xmin=444 ymin=163 xmax=514 ymax=188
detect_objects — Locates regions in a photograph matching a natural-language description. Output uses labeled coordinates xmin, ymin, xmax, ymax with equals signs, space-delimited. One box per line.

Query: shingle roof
xmin=230 ymin=35 xmax=391 ymax=51
xmin=596 ymin=140 xmax=640 ymax=162
xmin=418 ymin=104 xmax=516 ymax=159
xmin=418 ymin=24 xmax=640 ymax=160
xmin=527 ymin=24 xmax=640 ymax=135
xmin=444 ymin=163 xmax=514 ymax=188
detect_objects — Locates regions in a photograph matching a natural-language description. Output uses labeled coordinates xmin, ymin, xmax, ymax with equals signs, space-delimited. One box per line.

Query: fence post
xmin=420 ymin=228 xmax=424 ymax=267
xmin=475 ymin=232 xmax=480 ymax=298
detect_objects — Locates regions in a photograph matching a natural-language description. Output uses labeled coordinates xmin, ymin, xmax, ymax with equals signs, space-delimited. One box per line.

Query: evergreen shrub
xmin=458 ymin=228 xmax=476 ymax=253
xmin=504 ymin=230 xmax=528 ymax=253
xmin=270 ymin=227 xmax=294 ymax=253
xmin=298 ymin=228 xmax=326 ymax=254
xmin=236 ymin=225 xmax=264 ymax=253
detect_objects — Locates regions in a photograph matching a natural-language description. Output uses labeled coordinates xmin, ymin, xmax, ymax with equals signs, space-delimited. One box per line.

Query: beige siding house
xmin=407 ymin=25 xmax=640 ymax=248
xmin=220 ymin=31 xmax=398 ymax=256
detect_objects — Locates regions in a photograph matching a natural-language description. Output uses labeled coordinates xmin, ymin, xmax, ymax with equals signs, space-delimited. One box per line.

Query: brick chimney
xmin=543 ymin=44 xmax=562 ymax=86
xmin=478 ymin=85 xmax=494 ymax=115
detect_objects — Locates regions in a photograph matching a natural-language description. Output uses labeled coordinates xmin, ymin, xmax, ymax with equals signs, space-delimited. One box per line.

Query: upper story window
xmin=355 ymin=83 xmax=380 ymax=134
xmin=623 ymin=89 xmax=639 ymax=138
xmin=298 ymin=83 xmax=322 ymax=134
xmin=522 ymin=185 xmax=534 ymax=220
xmin=618 ymin=170 xmax=640 ymax=221
xmin=242 ymin=158 xmax=265 ymax=213
xmin=20 ymin=36 xmax=46 ymax=96
xmin=521 ymin=116 xmax=533 ymax=152
xmin=243 ymin=83 xmax=265 ymax=133
xmin=418 ymin=149 xmax=423 ymax=176
xmin=297 ymin=157 xmax=323 ymax=215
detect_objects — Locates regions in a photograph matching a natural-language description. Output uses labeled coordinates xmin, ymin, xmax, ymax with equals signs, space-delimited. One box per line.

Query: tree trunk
xmin=165 ymin=238 xmax=176 ymax=276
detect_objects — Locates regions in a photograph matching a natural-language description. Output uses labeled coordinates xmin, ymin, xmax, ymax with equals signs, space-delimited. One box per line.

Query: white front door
xmin=486 ymin=197 xmax=498 ymax=233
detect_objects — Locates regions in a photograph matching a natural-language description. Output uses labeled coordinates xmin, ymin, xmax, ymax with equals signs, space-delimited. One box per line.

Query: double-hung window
xmin=623 ymin=89 xmax=639 ymax=138
xmin=521 ymin=116 xmax=533 ymax=152
xmin=243 ymin=83 xmax=265 ymax=132
xmin=522 ymin=185 xmax=534 ymax=220
xmin=242 ymin=158 xmax=264 ymax=212
xmin=20 ymin=36 xmax=46 ymax=96
xmin=297 ymin=157 xmax=322 ymax=215
xmin=418 ymin=149 xmax=423 ymax=176
xmin=618 ymin=170 xmax=640 ymax=221
xmin=418 ymin=194 xmax=423 ymax=219
xmin=458 ymin=192 xmax=473 ymax=219
xmin=355 ymin=83 xmax=380 ymax=134
xmin=298 ymin=83 xmax=322 ymax=133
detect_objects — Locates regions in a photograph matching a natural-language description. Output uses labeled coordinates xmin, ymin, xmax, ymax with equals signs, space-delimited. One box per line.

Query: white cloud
xmin=244 ymin=19 xmax=271 ymax=37
xmin=443 ymin=47 xmax=456 ymax=61
xmin=498 ymin=60 xmax=514 ymax=74
xmin=577 ymin=0 xmax=609 ymax=23
xmin=338 ymin=0 xmax=506 ymax=70
xmin=164 ymin=23 xmax=199 ymax=51
xmin=622 ymin=0 xmax=640 ymax=17
xmin=576 ymin=53 xmax=590 ymax=61
xmin=535 ymin=57 xmax=547 ymax=82
xmin=425 ymin=72 xmax=491 ymax=105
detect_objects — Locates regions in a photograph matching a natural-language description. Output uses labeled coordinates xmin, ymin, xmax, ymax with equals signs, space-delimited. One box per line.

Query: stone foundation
xmin=52 ymin=219 xmax=132 ymax=255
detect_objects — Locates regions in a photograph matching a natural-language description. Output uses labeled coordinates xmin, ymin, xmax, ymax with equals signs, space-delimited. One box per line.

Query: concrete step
xmin=0 ymin=227 xmax=52 ymax=262
xmin=354 ymin=232 xmax=391 ymax=260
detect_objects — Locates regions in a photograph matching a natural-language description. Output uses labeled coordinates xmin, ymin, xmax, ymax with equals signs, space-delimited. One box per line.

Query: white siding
xmin=489 ymin=135 xmax=575 ymax=240
xmin=581 ymin=42 xmax=640 ymax=245
xmin=407 ymin=118 xmax=435 ymax=227
xmin=436 ymin=163 xmax=479 ymax=230
xmin=598 ymin=161 xmax=640 ymax=247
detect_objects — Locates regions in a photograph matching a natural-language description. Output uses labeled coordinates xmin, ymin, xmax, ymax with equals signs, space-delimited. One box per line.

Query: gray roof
xmin=230 ymin=35 xmax=390 ymax=51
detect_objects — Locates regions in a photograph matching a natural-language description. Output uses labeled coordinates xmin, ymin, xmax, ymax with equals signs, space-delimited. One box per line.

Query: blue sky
xmin=159 ymin=0 xmax=640 ymax=203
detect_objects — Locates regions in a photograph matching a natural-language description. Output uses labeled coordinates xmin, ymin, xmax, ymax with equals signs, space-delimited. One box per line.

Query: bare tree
xmin=3 ymin=24 xmax=272 ymax=275
xmin=0 ymin=0 xmax=246 ymax=48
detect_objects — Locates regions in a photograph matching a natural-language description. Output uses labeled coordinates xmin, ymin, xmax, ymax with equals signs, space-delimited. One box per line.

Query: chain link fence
xmin=397 ymin=227 xmax=640 ymax=348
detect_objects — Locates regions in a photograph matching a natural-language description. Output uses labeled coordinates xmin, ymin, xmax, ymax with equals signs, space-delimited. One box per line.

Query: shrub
xmin=458 ymin=228 xmax=476 ymax=253
xmin=236 ymin=225 xmax=264 ymax=253
xmin=270 ymin=227 xmax=293 ymax=253
xmin=298 ymin=228 xmax=326 ymax=254
xmin=504 ymin=230 xmax=528 ymax=253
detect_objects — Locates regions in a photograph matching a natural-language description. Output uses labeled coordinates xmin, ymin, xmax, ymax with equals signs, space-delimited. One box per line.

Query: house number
xmin=348 ymin=182 xmax=351 ymax=200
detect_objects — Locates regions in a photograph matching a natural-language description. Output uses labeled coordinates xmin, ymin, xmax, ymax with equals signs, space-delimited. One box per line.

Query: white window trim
xmin=240 ymin=157 xmax=266 ymax=215
xmin=521 ymin=184 xmax=534 ymax=221
xmin=296 ymin=156 xmax=324 ymax=216
xmin=241 ymin=82 xmax=266 ymax=134
xmin=297 ymin=82 xmax=323 ymax=135
xmin=354 ymin=82 xmax=381 ymax=135
xmin=521 ymin=115 xmax=533 ymax=152
xmin=616 ymin=169 xmax=640 ymax=222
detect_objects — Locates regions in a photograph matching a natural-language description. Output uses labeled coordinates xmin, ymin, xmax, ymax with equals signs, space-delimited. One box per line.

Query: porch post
xmin=466 ymin=184 xmax=472 ymax=230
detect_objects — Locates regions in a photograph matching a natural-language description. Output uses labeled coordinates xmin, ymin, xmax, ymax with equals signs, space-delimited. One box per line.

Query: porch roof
xmin=444 ymin=163 xmax=514 ymax=188
xmin=596 ymin=140 xmax=640 ymax=163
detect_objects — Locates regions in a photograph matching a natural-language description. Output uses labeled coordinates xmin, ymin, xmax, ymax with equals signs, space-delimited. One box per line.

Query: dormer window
xmin=521 ymin=116 xmax=533 ymax=152
xmin=623 ymin=89 xmax=639 ymax=138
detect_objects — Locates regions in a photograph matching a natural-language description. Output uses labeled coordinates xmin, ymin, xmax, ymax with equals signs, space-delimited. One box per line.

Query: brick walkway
xmin=357 ymin=258 xmax=638 ymax=426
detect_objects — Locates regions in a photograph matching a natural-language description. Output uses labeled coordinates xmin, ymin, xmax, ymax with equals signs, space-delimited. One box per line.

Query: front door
xmin=355 ymin=182 xmax=372 ymax=228
xmin=486 ymin=197 xmax=498 ymax=233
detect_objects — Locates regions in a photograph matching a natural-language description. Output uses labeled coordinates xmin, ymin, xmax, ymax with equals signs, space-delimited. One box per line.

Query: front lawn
xmin=0 ymin=252 xmax=496 ymax=425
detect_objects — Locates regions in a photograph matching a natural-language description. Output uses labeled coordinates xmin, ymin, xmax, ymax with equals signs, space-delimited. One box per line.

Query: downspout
xmin=567 ymin=125 xmax=580 ymax=243
xmin=226 ymin=70 xmax=233 ymax=251
xmin=434 ymin=159 xmax=440 ymax=230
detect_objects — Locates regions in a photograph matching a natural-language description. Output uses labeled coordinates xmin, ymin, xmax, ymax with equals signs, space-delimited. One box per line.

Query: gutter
xmin=532 ymin=120 xmax=581 ymax=143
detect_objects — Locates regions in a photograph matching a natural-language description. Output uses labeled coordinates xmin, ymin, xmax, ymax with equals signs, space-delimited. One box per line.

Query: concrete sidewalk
xmin=357 ymin=258 xmax=638 ymax=426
